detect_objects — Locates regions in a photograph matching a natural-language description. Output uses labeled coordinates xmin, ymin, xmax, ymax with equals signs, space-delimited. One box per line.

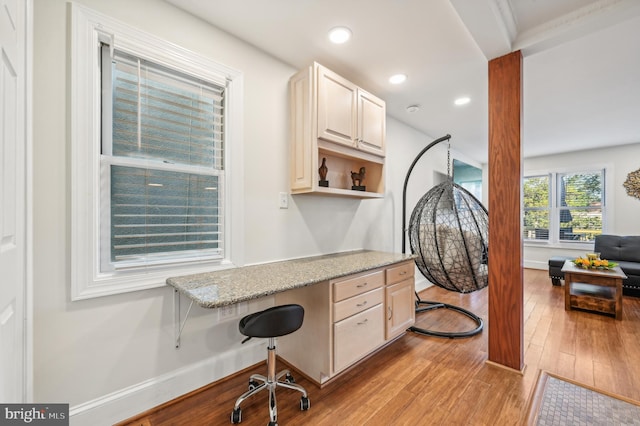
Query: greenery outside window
xmin=523 ymin=175 xmax=550 ymax=240
xmin=523 ymin=170 xmax=605 ymax=244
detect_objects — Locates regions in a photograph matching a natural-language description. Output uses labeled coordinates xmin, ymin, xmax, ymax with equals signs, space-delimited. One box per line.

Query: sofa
xmin=548 ymin=234 xmax=640 ymax=297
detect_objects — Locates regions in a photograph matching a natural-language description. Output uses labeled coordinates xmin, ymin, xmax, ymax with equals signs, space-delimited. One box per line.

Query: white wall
xmin=523 ymin=142 xmax=640 ymax=270
xmin=32 ymin=1 xmax=446 ymax=423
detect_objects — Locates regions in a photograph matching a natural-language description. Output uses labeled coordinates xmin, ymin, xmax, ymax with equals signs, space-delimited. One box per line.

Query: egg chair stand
xmin=402 ymin=134 xmax=486 ymax=339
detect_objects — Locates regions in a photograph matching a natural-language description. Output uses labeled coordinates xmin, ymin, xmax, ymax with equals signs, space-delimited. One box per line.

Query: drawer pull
xmin=356 ymin=282 xmax=368 ymax=288
xmin=388 ymin=306 xmax=392 ymax=320
xmin=399 ymin=271 xmax=407 ymax=275
xmin=356 ymin=301 xmax=368 ymax=307
xmin=357 ymin=319 xmax=368 ymax=325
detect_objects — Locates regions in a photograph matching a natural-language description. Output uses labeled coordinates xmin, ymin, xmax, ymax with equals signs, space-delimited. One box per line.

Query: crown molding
xmin=489 ymin=0 xmax=518 ymax=45
xmin=514 ymin=0 xmax=640 ymax=54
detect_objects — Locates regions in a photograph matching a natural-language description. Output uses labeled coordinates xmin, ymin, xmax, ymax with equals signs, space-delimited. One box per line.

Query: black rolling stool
xmin=231 ymin=304 xmax=310 ymax=425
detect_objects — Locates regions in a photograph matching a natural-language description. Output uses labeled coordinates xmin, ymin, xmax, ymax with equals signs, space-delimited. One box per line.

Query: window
xmin=101 ymin=48 xmax=225 ymax=270
xmin=523 ymin=170 xmax=605 ymax=244
xmin=70 ymin=5 xmax=244 ymax=299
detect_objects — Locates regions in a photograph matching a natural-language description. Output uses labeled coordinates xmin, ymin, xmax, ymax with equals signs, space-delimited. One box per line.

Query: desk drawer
xmin=333 ymin=270 xmax=384 ymax=302
xmin=333 ymin=303 xmax=384 ymax=373
xmin=333 ymin=287 xmax=384 ymax=322
xmin=386 ymin=261 xmax=414 ymax=285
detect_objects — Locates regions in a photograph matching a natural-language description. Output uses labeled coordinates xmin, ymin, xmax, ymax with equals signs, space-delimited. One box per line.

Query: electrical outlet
xmin=279 ymin=192 xmax=288 ymax=209
xmin=218 ymin=304 xmax=237 ymax=320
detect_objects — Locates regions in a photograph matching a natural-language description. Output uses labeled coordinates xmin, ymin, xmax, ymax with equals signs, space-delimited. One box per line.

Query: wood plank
xmin=488 ymin=50 xmax=524 ymax=371
xmin=116 ymin=269 xmax=640 ymax=426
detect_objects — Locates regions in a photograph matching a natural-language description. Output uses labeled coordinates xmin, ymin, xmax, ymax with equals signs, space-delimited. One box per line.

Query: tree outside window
xmin=523 ymin=175 xmax=550 ymax=240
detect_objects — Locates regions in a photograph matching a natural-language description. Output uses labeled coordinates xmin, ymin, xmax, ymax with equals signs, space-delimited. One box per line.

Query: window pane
xmin=110 ymin=165 xmax=222 ymax=263
xmin=559 ymin=172 xmax=602 ymax=208
xmin=524 ymin=176 xmax=549 ymax=208
xmin=558 ymin=209 xmax=602 ymax=242
xmin=111 ymin=50 xmax=224 ymax=169
xmin=523 ymin=175 xmax=549 ymax=240
xmin=558 ymin=171 xmax=603 ymax=242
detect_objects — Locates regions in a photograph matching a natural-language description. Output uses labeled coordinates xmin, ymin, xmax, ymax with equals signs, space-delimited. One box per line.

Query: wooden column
xmin=488 ymin=50 xmax=524 ymax=372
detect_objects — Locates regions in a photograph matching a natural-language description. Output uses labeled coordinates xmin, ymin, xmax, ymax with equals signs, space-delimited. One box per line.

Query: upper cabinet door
xmin=357 ymin=90 xmax=386 ymax=157
xmin=317 ymin=65 xmax=357 ymax=148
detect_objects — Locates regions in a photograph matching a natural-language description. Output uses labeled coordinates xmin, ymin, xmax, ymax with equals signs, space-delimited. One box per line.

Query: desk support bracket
xmin=174 ymin=289 xmax=194 ymax=348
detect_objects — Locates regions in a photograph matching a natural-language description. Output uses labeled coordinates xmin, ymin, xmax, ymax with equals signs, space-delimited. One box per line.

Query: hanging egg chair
xmin=402 ymin=134 xmax=488 ymax=338
xmin=409 ymin=180 xmax=488 ymax=294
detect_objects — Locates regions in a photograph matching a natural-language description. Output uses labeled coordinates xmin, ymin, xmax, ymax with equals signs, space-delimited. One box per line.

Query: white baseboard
xmin=69 ymin=341 xmax=265 ymax=426
xmin=414 ymin=275 xmax=433 ymax=293
xmin=524 ymin=260 xmax=548 ymax=270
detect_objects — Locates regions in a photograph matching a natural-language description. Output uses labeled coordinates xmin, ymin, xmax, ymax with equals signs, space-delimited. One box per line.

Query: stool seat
xmin=239 ymin=304 xmax=304 ymax=339
xmin=231 ymin=304 xmax=309 ymax=425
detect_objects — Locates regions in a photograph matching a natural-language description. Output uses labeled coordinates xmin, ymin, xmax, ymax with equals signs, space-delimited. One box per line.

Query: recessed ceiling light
xmin=328 ymin=27 xmax=352 ymax=44
xmin=454 ymin=97 xmax=471 ymax=106
xmin=389 ymin=74 xmax=407 ymax=84
xmin=406 ymin=105 xmax=420 ymax=113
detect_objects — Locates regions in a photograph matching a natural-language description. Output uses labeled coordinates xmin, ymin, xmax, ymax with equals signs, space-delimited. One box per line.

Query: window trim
xmin=523 ymin=164 xmax=611 ymax=249
xmin=70 ymin=4 xmax=244 ymax=300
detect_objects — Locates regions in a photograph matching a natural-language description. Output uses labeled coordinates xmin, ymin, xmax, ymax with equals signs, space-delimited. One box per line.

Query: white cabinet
xmin=316 ymin=65 xmax=386 ymax=156
xmin=331 ymin=270 xmax=385 ymax=373
xmin=316 ymin=66 xmax=357 ymax=148
xmin=290 ymin=62 xmax=386 ymax=198
xmin=385 ymin=262 xmax=416 ymax=340
xmin=357 ymin=89 xmax=386 ymax=156
xmin=274 ymin=261 xmax=415 ymax=386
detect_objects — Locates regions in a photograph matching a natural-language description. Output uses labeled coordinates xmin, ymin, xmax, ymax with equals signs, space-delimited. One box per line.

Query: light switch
xmin=279 ymin=192 xmax=288 ymax=209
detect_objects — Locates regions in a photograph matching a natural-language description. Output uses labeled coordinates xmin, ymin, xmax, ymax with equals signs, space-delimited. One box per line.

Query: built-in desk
xmin=167 ymin=250 xmax=415 ymax=349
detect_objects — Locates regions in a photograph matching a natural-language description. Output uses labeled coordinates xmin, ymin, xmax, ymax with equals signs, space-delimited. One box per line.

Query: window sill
xmin=524 ymin=240 xmax=594 ymax=251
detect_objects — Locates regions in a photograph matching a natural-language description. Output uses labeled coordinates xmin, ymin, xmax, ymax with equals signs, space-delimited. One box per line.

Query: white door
xmin=1 ymin=0 xmax=30 ymax=402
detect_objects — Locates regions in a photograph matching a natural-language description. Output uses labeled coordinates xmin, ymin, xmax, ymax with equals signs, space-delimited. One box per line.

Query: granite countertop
xmin=167 ymin=250 xmax=415 ymax=308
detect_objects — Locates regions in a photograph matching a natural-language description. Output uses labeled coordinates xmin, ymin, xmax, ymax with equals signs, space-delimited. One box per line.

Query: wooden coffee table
xmin=561 ymin=260 xmax=627 ymax=320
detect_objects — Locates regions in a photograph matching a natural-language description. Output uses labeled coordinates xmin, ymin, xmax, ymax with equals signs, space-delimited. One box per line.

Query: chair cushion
xmin=617 ymin=260 xmax=640 ymax=277
xmin=239 ymin=304 xmax=304 ymax=338
xmin=595 ymin=235 xmax=640 ymax=263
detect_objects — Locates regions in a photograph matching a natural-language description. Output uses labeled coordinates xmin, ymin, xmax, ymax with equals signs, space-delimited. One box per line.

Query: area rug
xmin=525 ymin=370 xmax=640 ymax=425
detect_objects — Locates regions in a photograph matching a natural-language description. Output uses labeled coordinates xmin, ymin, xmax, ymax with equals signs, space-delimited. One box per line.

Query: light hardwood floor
xmin=118 ymin=269 xmax=640 ymax=425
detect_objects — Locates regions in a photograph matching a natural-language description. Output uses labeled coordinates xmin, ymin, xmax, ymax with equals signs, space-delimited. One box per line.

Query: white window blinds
xmin=101 ymin=46 xmax=226 ymax=269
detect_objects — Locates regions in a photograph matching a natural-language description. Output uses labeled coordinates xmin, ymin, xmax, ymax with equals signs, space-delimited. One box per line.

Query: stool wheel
xmin=231 ymin=407 xmax=241 ymax=424
xmin=284 ymin=373 xmax=295 ymax=383
xmin=248 ymin=380 xmax=260 ymax=390
xmin=300 ymin=396 xmax=310 ymax=411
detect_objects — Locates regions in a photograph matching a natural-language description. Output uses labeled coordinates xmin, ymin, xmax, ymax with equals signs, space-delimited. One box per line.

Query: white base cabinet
xmin=275 ymin=260 xmax=415 ymax=386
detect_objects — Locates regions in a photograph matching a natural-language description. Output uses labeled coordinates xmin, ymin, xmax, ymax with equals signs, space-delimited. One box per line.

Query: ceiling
xmin=165 ymin=0 xmax=640 ymax=163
